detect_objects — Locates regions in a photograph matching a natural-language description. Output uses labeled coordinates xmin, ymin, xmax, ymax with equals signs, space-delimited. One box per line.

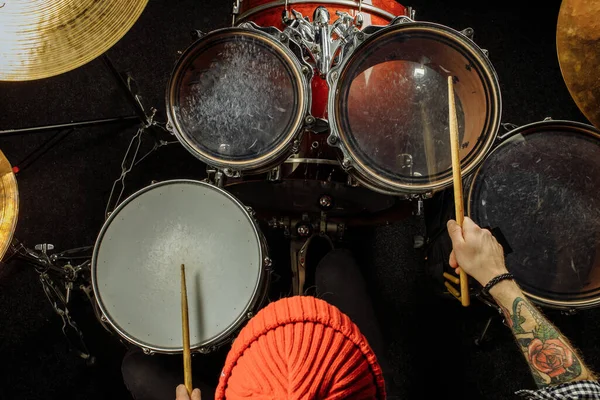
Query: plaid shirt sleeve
xmin=515 ymin=380 xmax=600 ymax=399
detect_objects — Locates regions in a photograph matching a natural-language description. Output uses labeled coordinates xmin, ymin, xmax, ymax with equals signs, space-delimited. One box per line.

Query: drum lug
xmin=461 ymin=27 xmax=475 ymax=40
xmin=390 ymin=16 xmax=413 ymax=25
xmin=327 ymin=134 xmax=338 ymax=146
xmin=267 ymin=166 xmax=281 ymax=182
xmin=291 ymin=139 xmax=301 ymax=154
xmin=165 ymin=121 xmax=174 ymax=134
xmin=263 ymin=257 xmax=273 ymax=270
xmin=142 ymin=348 xmax=155 ymax=356
xmin=481 ymin=48 xmax=489 ymax=58
xmin=100 ymin=314 xmax=108 ymax=323
xmin=223 ymin=168 xmax=241 ymax=178
xmin=190 ymin=30 xmax=206 ymax=40
xmin=245 ymin=206 xmax=256 ymax=218
xmin=246 ymin=311 xmax=254 ymax=319
xmin=406 ymin=6 xmax=417 ymax=20
xmin=341 ymin=158 xmax=352 ymax=170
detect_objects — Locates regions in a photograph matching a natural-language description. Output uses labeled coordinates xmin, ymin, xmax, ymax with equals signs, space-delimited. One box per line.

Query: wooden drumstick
xmin=447 ymin=76 xmax=470 ymax=307
xmin=181 ymin=264 xmax=193 ymax=395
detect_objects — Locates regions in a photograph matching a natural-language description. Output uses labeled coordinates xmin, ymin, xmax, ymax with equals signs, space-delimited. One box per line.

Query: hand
xmin=447 ymin=217 xmax=508 ymax=286
xmin=176 ymin=384 xmax=201 ymax=400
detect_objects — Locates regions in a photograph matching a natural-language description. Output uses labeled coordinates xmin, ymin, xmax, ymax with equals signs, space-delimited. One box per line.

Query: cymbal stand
xmin=0 ymin=55 xmax=150 ymax=139
xmin=4 ymin=54 xmax=175 ymax=182
xmin=6 ymin=240 xmax=97 ymax=364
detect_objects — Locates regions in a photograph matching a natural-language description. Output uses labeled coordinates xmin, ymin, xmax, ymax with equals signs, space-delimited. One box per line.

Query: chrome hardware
xmin=35 ymin=243 xmax=54 ymax=253
xmin=461 ymin=27 xmax=474 ymax=39
xmin=263 ymin=257 xmax=273 ymax=269
xmin=417 ymin=197 xmax=424 ymax=216
xmin=318 ymin=194 xmax=333 ymax=210
xmin=281 ymin=7 xmax=360 ymax=76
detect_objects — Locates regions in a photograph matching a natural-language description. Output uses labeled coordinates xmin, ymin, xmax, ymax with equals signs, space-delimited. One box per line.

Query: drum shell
xmin=91 ymin=180 xmax=271 ymax=354
xmin=236 ymin=0 xmax=409 ymax=29
xmin=165 ymin=27 xmax=312 ymax=175
xmin=327 ymin=21 xmax=502 ymax=196
xmin=466 ymin=120 xmax=600 ymax=310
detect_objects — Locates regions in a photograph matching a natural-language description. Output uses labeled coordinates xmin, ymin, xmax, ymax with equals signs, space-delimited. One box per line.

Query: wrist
xmin=489 ymin=280 xmax=521 ymax=303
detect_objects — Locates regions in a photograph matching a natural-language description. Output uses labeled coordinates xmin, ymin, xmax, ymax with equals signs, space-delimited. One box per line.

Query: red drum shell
xmin=237 ymin=0 xmax=409 ymax=119
xmin=237 ymin=0 xmax=408 ymax=30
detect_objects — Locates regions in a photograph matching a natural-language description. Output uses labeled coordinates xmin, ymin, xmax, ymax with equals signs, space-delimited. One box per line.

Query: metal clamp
xmin=280 ymin=7 xmax=360 ymax=76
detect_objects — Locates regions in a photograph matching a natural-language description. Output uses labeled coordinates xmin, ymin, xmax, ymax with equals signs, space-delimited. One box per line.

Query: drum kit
xmin=0 ymin=0 xmax=598 ymax=359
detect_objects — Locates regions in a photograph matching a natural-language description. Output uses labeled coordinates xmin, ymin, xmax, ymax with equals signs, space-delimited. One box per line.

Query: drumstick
xmin=447 ymin=76 xmax=470 ymax=307
xmin=181 ymin=264 xmax=193 ymax=395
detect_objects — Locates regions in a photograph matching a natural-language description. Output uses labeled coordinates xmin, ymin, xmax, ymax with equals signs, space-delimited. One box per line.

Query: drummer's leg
xmin=314 ymin=248 xmax=398 ymax=396
xmin=121 ymin=347 xmax=215 ymax=400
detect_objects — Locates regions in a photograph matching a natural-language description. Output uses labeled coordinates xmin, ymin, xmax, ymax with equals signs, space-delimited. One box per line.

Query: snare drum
xmin=91 ymin=180 xmax=270 ymax=353
xmin=467 ymin=120 xmax=600 ymax=309
xmin=327 ymin=21 xmax=502 ymax=195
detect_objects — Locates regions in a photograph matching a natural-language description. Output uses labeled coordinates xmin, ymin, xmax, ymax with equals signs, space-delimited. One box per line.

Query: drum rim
xmin=165 ymin=27 xmax=310 ymax=173
xmin=91 ymin=179 xmax=268 ymax=354
xmin=467 ymin=119 xmax=600 ymax=309
xmin=328 ymin=21 xmax=502 ymax=195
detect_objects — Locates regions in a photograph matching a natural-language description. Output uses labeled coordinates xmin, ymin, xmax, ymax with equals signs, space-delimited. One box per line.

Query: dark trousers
xmin=122 ymin=249 xmax=392 ymax=399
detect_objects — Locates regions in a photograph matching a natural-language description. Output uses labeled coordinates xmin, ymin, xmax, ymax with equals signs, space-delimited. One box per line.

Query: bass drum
xmin=235 ymin=0 xmax=409 ymax=28
xmin=227 ymin=0 xmax=409 ymax=217
xmin=467 ymin=120 xmax=600 ymax=309
xmin=92 ymin=180 xmax=270 ymax=354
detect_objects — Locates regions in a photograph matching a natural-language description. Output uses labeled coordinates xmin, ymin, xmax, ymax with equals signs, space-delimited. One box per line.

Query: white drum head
xmin=92 ymin=180 xmax=265 ymax=353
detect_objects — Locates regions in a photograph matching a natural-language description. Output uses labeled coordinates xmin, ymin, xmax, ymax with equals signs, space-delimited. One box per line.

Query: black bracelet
xmin=480 ymin=273 xmax=514 ymax=297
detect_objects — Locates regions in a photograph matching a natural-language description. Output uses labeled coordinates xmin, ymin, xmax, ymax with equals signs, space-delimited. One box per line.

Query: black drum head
xmin=469 ymin=121 xmax=600 ymax=308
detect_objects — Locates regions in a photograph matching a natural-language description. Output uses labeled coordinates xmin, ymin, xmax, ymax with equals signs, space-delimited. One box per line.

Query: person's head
xmin=215 ymin=296 xmax=386 ymax=399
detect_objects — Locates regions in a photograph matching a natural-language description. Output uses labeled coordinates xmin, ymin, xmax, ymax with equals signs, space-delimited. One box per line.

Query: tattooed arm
xmin=489 ymin=280 xmax=595 ymax=386
xmin=447 ymin=217 xmax=596 ymax=388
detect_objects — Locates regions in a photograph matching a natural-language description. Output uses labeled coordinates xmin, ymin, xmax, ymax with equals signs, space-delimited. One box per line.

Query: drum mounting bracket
xmin=276 ymin=7 xmax=364 ymax=77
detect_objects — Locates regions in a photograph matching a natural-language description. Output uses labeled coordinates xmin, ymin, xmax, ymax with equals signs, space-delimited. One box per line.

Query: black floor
xmin=1 ymin=0 xmax=599 ymax=399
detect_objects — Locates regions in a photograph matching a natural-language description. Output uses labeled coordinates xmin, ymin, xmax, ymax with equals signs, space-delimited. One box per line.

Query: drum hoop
xmin=523 ymin=290 xmax=600 ymax=310
xmin=466 ymin=120 xmax=600 ymax=310
xmin=236 ymin=0 xmax=401 ymax=23
xmin=91 ymin=179 xmax=269 ymax=354
xmin=328 ymin=21 xmax=502 ymax=195
xmin=165 ymin=28 xmax=310 ymax=173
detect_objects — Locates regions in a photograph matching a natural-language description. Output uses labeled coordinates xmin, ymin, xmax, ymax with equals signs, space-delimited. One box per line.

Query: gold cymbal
xmin=0 ymin=0 xmax=148 ymax=81
xmin=557 ymin=0 xmax=600 ymax=128
xmin=0 ymin=150 xmax=18 ymax=260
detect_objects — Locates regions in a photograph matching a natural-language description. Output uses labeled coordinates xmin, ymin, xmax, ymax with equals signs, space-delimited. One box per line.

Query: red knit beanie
xmin=215 ymin=296 xmax=386 ymax=399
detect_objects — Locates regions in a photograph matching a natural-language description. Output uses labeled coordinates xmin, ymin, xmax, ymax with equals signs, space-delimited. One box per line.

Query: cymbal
xmin=0 ymin=150 xmax=18 ymax=260
xmin=0 ymin=0 xmax=148 ymax=81
xmin=557 ymin=0 xmax=600 ymax=128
